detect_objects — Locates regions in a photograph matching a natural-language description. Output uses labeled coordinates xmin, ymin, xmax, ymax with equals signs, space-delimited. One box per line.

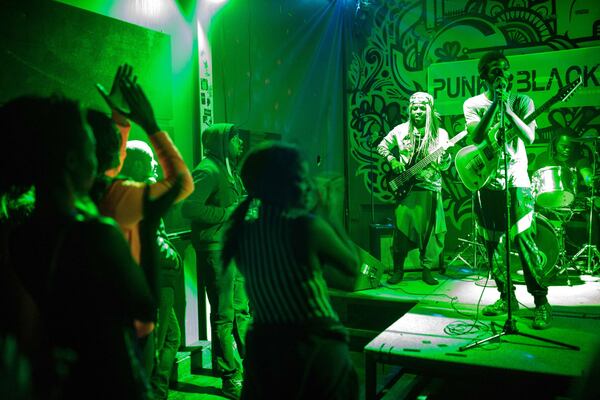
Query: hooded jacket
xmin=181 ymin=123 xmax=244 ymax=249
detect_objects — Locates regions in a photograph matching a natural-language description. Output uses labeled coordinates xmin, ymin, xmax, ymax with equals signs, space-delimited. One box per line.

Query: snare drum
xmin=531 ymin=166 xmax=577 ymax=208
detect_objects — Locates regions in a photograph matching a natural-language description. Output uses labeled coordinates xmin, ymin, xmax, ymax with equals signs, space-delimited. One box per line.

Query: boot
xmin=387 ymin=269 xmax=404 ymax=284
xmin=387 ymin=251 xmax=405 ymax=284
xmin=421 ymin=268 xmax=438 ymax=285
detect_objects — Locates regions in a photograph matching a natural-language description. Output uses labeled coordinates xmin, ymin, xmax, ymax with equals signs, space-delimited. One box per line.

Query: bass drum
xmin=511 ymin=214 xmax=560 ymax=284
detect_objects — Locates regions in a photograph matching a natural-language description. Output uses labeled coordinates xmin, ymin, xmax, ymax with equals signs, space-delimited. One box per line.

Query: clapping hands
xmin=96 ymin=64 xmax=135 ymax=117
xmin=119 ymin=75 xmax=160 ymax=135
xmin=96 ymin=63 xmax=160 ymax=135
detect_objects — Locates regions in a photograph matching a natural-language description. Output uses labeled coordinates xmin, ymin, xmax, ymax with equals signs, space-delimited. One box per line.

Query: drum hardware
xmin=563 ymin=137 xmax=600 ymax=275
xmin=449 ymin=195 xmax=487 ymax=272
xmin=563 ymin=196 xmax=600 ymax=274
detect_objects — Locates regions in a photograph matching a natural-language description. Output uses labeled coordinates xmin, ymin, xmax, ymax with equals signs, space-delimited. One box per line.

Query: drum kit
xmin=522 ymin=162 xmax=600 ymax=283
xmin=449 ymin=136 xmax=599 ymax=284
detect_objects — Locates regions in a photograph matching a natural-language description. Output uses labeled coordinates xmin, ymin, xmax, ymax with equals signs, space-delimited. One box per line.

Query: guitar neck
xmin=407 ymin=146 xmax=445 ymax=176
xmin=503 ymin=92 xmax=562 ymax=143
xmin=396 ymin=132 xmax=466 ymax=184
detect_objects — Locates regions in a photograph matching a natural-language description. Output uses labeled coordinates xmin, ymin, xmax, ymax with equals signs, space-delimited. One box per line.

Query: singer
xmin=462 ymin=51 xmax=552 ymax=330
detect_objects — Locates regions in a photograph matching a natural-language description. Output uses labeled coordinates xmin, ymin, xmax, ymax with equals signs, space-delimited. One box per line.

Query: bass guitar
xmin=454 ymin=76 xmax=583 ymax=192
xmin=387 ymin=130 xmax=468 ymax=199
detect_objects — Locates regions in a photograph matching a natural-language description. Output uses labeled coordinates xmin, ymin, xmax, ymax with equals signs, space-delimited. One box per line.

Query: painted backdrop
xmin=346 ymin=0 xmax=600 ymax=254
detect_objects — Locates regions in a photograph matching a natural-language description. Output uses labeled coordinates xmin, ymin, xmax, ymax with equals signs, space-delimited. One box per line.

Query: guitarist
xmin=463 ymin=51 xmax=551 ymax=329
xmin=377 ymin=92 xmax=451 ymax=285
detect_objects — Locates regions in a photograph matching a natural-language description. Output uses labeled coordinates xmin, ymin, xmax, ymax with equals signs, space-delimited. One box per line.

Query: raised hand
xmin=96 ymin=64 xmax=136 ymax=116
xmin=119 ymin=76 xmax=160 ymax=135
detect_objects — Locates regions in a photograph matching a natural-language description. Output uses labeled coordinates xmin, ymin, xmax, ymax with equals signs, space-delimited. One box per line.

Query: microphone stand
xmin=460 ymin=83 xmax=579 ymax=352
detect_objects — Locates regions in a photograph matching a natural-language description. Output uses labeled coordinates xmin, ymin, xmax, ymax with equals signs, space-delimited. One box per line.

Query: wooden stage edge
xmin=364 ymin=304 xmax=600 ymax=400
xmin=328 ymin=266 xmax=600 ymax=399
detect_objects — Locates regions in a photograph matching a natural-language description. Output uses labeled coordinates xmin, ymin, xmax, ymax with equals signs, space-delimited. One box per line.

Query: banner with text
xmin=428 ymin=47 xmax=600 ymax=116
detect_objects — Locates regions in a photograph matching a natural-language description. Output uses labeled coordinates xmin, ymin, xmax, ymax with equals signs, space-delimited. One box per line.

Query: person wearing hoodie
xmin=181 ymin=123 xmax=250 ymax=400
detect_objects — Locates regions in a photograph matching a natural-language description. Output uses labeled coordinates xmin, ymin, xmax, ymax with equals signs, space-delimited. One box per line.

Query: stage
xmin=331 ymin=263 xmax=600 ymax=399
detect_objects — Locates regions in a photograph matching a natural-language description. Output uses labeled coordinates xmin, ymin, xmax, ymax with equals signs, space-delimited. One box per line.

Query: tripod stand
xmin=449 ymin=194 xmax=487 ymax=271
xmin=459 ymin=79 xmax=579 ymax=352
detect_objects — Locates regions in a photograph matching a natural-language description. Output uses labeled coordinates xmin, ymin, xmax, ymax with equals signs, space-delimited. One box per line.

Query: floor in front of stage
xmin=169 ymin=262 xmax=600 ymax=399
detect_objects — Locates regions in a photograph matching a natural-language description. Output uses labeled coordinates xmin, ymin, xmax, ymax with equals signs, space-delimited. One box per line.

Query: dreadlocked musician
xmin=377 ymin=92 xmax=451 ymax=285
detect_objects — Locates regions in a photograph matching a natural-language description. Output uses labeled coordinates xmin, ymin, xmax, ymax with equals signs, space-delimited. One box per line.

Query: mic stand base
xmin=459 ymin=318 xmax=580 ymax=352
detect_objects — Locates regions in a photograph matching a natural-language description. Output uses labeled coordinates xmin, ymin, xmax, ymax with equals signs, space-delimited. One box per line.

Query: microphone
xmin=494 ymin=76 xmax=508 ymax=91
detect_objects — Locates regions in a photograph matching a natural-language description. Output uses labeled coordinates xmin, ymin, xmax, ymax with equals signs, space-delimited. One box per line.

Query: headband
xmin=409 ymin=92 xmax=434 ymax=107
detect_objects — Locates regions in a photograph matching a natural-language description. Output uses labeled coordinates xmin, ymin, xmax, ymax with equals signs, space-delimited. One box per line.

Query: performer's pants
xmin=474 ymin=187 xmax=548 ymax=306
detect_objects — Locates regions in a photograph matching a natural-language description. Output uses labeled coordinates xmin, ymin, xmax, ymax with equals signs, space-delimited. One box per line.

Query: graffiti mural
xmin=347 ymin=0 xmax=600 ymax=251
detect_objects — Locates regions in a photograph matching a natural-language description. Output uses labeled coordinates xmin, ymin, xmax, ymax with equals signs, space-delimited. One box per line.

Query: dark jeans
xmin=475 ymin=188 xmax=548 ymax=305
xmin=242 ymin=323 xmax=359 ymax=400
xmin=150 ymin=288 xmax=180 ymax=400
xmin=195 ymin=248 xmax=251 ymax=380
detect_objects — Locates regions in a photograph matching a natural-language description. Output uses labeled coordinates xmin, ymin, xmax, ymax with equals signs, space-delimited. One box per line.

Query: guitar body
xmin=387 ymin=171 xmax=414 ymax=200
xmin=386 ymin=130 xmax=469 ymax=199
xmin=454 ymin=77 xmax=582 ymax=191
xmin=454 ymin=142 xmax=498 ymax=191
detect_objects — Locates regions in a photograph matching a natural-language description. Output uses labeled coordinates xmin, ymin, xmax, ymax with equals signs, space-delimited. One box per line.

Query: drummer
xmin=530 ymin=129 xmax=599 ymax=252
xmin=530 ymin=129 xmax=594 ymax=194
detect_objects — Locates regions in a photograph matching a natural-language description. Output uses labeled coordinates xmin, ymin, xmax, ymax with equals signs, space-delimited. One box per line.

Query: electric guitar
xmin=455 ymin=76 xmax=583 ymax=192
xmin=387 ymin=130 xmax=468 ymax=199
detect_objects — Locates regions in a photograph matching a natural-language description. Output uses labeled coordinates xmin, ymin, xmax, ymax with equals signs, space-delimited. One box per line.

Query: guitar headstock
xmin=555 ymin=76 xmax=583 ymax=103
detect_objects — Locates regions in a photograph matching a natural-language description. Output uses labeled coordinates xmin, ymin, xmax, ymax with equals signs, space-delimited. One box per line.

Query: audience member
xmin=121 ymin=140 xmax=183 ymax=400
xmin=0 ymin=95 xmax=176 ymax=399
xmin=222 ymin=142 xmax=360 ymax=400
xmin=181 ymin=124 xmax=251 ymax=400
xmin=91 ymin=63 xmax=194 ymax=263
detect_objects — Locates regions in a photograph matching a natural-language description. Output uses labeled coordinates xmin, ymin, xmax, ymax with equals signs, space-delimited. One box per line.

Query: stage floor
xmin=357 ymin=265 xmax=600 ymax=399
xmin=169 ymin=263 xmax=600 ymax=399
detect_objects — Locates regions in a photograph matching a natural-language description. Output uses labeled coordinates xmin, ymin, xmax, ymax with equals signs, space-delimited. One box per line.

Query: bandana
xmin=409 ymin=92 xmax=434 ymax=107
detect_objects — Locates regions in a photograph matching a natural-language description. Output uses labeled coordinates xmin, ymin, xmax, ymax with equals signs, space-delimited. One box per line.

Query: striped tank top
xmin=235 ymin=204 xmax=339 ymax=325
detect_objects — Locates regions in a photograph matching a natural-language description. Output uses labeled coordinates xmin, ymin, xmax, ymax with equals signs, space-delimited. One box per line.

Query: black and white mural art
xmin=346 ymin=0 xmax=600 ymax=253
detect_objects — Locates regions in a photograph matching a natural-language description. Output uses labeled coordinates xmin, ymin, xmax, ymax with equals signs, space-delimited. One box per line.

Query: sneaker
xmin=222 ymin=378 xmax=242 ymax=400
xmin=482 ymin=297 xmax=519 ymax=316
xmin=386 ymin=270 xmax=404 ymax=284
xmin=532 ymin=303 xmax=552 ymax=330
